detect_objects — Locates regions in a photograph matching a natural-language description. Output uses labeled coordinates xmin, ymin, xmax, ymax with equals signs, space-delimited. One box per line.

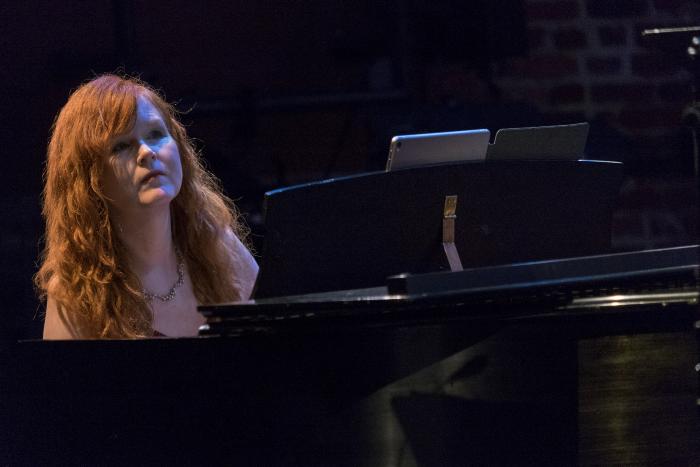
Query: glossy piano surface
xmin=4 ymin=246 xmax=699 ymax=466
xmin=200 ymin=245 xmax=699 ymax=337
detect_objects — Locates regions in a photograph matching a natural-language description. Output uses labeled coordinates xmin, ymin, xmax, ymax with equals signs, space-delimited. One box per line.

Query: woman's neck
xmin=112 ymin=206 xmax=176 ymax=274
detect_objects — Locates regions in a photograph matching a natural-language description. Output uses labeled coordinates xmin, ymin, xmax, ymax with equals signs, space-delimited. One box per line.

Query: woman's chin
xmin=138 ymin=187 xmax=176 ymax=207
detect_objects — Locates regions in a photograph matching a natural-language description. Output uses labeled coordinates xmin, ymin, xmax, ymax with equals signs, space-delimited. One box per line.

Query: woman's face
xmin=102 ymin=96 xmax=183 ymax=215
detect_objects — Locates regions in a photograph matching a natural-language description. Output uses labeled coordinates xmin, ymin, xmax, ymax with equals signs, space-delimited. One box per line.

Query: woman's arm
xmin=43 ymin=296 xmax=81 ymax=339
xmin=230 ymin=233 xmax=259 ymax=301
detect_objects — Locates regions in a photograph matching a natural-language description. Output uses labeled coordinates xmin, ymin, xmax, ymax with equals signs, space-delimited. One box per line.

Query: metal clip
xmin=442 ymin=195 xmax=463 ymax=271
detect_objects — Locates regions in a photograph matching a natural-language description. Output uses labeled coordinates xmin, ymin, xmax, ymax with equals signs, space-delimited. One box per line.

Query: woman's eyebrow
xmin=144 ymin=117 xmax=165 ymax=125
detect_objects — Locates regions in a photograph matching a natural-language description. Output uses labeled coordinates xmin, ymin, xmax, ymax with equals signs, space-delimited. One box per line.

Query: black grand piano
xmin=3 ymin=160 xmax=699 ymax=466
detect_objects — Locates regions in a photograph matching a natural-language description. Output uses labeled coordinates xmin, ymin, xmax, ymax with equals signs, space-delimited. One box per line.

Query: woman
xmin=36 ymin=74 xmax=258 ymax=338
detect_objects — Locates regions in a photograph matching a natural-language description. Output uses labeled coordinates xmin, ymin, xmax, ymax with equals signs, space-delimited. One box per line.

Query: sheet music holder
xmin=253 ymin=160 xmax=624 ymax=299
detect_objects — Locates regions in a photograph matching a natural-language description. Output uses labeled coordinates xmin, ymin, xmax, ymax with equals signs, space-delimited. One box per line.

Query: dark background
xmin=1 ymin=0 xmax=698 ymax=341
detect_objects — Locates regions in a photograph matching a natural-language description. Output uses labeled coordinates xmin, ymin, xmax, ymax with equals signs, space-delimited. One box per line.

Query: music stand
xmin=642 ymin=26 xmax=700 ymax=174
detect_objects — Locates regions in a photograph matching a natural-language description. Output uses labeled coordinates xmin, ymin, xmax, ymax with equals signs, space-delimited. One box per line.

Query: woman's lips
xmin=142 ymin=171 xmax=166 ymax=184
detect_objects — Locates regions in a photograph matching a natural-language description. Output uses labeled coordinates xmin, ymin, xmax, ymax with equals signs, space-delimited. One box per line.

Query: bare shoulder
xmin=225 ymin=229 xmax=259 ymax=300
xmin=43 ymin=295 xmax=82 ymax=340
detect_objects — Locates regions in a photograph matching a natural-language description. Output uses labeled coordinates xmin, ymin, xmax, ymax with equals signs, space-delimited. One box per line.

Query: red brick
xmin=501 ymin=55 xmax=579 ymax=79
xmin=591 ymin=83 xmax=656 ymax=103
xmin=525 ymin=1 xmax=580 ymax=20
xmin=598 ymin=26 xmax=627 ymax=46
xmin=553 ymin=29 xmax=588 ymax=49
xmin=549 ymin=84 xmax=585 ymax=104
xmin=586 ymin=56 xmax=623 ymax=74
xmin=586 ymin=0 xmax=648 ymax=18
xmin=631 ymin=53 xmax=684 ymax=76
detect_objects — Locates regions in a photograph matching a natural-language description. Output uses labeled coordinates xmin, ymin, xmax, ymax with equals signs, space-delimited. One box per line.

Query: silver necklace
xmin=143 ymin=251 xmax=185 ymax=303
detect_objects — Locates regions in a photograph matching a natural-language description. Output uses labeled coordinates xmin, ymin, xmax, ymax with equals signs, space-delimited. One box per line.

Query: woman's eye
xmin=148 ymin=129 xmax=165 ymax=139
xmin=111 ymin=142 xmax=130 ymax=153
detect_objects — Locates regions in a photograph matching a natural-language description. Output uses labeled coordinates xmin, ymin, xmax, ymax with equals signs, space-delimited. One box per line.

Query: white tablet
xmin=385 ymin=129 xmax=491 ymax=171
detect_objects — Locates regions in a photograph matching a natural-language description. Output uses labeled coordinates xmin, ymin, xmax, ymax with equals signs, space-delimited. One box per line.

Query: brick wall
xmin=492 ymin=0 xmax=699 ymax=140
xmin=483 ymin=0 xmax=700 ymax=249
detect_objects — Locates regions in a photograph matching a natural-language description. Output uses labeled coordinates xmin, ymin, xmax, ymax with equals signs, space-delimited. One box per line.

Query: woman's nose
xmin=136 ymin=142 xmax=157 ymax=167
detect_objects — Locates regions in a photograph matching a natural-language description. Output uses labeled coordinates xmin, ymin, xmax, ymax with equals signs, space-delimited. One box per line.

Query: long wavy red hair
xmin=35 ymin=74 xmax=249 ymax=338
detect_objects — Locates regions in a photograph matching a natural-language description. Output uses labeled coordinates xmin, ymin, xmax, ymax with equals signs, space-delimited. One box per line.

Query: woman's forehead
xmin=136 ymin=96 xmax=166 ymax=123
xmin=109 ymin=96 xmax=166 ymax=140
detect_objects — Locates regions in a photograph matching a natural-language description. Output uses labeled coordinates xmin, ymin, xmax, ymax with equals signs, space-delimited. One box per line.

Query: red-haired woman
xmin=36 ymin=75 xmax=258 ymax=338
